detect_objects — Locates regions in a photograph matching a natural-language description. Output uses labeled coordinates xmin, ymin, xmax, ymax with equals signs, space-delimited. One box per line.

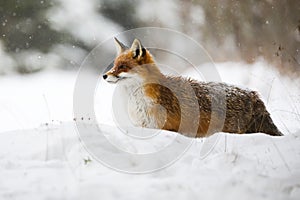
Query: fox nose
xmin=103 ymin=74 xmax=108 ymax=80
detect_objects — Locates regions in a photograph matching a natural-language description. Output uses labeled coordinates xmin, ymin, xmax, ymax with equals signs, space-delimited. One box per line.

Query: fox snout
xmin=102 ymin=73 xmax=116 ymax=83
xmin=102 ymin=71 xmax=121 ymax=83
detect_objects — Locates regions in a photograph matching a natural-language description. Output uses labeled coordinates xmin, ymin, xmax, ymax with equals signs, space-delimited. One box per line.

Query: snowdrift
xmin=0 ymin=60 xmax=300 ymax=199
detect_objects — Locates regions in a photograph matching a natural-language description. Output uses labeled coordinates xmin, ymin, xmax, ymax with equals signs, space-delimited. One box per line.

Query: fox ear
xmin=130 ymin=39 xmax=146 ymax=59
xmin=114 ymin=37 xmax=128 ymax=55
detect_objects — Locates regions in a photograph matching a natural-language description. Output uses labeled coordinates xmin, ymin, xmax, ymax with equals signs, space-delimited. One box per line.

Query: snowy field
xmin=0 ymin=61 xmax=300 ymax=199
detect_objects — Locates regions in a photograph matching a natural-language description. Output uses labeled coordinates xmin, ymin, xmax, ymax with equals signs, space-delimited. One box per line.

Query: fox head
xmin=103 ymin=38 xmax=159 ymax=83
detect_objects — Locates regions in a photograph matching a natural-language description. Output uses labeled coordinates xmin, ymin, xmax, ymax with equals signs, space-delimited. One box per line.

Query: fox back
xmin=103 ymin=38 xmax=283 ymax=137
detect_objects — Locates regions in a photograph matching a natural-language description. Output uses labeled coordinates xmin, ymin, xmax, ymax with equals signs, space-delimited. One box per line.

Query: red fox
xmin=103 ymin=38 xmax=283 ymax=137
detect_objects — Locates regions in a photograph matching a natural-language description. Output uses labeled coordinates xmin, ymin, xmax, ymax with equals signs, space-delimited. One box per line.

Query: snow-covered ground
xmin=0 ymin=61 xmax=300 ymax=200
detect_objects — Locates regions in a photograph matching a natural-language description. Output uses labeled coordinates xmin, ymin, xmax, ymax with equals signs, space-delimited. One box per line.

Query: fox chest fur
xmin=119 ymin=76 xmax=201 ymax=136
xmin=120 ymin=79 xmax=159 ymax=129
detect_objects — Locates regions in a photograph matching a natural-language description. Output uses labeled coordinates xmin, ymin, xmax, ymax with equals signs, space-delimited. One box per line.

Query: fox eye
xmin=119 ymin=65 xmax=127 ymax=69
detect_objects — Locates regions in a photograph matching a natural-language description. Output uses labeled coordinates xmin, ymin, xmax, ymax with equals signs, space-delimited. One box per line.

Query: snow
xmin=0 ymin=61 xmax=300 ymax=199
xmin=0 ymin=70 xmax=75 ymax=132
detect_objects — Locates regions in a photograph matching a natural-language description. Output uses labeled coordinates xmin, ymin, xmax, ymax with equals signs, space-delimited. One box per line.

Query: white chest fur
xmin=119 ymin=78 xmax=158 ymax=128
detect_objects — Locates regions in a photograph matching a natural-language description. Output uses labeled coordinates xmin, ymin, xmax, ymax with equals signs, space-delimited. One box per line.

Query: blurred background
xmin=0 ymin=0 xmax=299 ymax=76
